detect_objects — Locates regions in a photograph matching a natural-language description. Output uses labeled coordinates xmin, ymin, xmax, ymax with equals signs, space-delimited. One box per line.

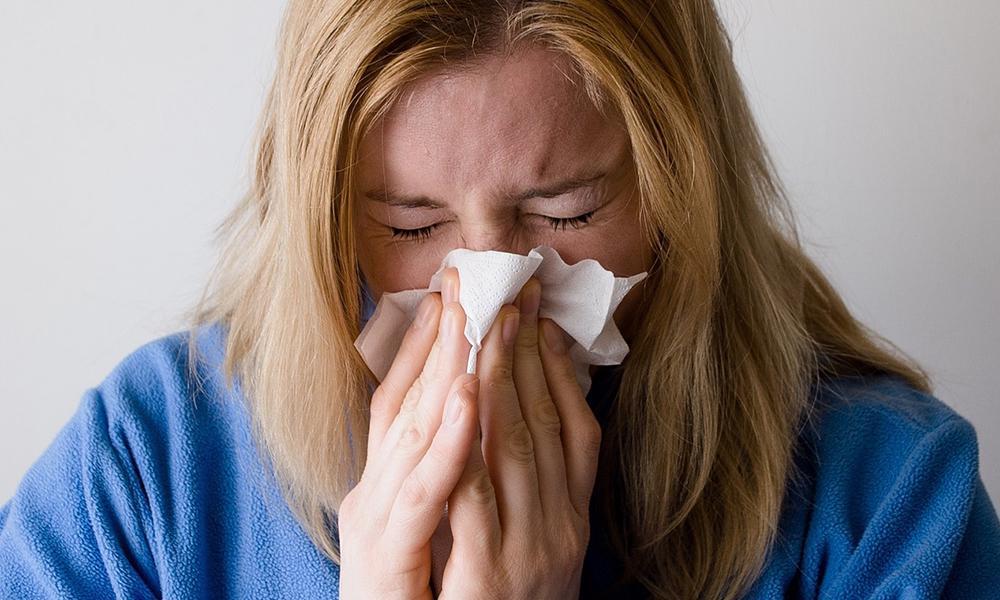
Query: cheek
xmin=549 ymin=198 xmax=652 ymax=279
xmin=358 ymin=242 xmax=445 ymax=296
xmin=354 ymin=211 xmax=437 ymax=295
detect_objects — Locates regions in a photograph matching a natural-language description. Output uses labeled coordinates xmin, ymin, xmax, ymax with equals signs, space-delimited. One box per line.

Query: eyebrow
xmin=362 ymin=171 xmax=608 ymax=209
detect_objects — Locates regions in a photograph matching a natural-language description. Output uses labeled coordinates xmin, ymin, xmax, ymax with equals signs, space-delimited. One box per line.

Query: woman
xmin=2 ymin=0 xmax=998 ymax=598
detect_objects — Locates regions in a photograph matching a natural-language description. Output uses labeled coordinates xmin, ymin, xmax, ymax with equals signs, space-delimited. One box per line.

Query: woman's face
xmin=354 ymin=46 xmax=654 ymax=340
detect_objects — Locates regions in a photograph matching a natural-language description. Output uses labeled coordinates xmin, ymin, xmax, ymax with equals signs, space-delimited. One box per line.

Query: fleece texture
xmin=2 ymin=320 xmax=998 ymax=598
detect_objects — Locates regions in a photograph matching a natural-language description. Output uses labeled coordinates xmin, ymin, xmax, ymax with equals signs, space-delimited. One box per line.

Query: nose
xmin=461 ymin=238 xmax=521 ymax=254
xmin=456 ymin=217 xmax=530 ymax=255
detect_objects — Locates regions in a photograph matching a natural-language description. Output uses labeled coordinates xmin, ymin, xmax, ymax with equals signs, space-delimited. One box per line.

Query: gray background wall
xmin=2 ymin=1 xmax=997 ymax=505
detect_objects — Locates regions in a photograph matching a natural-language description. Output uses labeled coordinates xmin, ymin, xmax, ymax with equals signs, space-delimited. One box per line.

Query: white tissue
xmin=353 ymin=245 xmax=647 ymax=396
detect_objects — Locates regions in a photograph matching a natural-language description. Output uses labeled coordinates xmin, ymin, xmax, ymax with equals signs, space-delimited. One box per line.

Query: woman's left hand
xmin=434 ymin=271 xmax=603 ymax=600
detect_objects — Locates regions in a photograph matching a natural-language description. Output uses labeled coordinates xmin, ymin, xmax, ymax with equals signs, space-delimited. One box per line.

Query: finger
xmin=367 ymin=292 xmax=442 ymax=463
xmin=368 ymin=272 xmax=472 ymax=516
xmin=510 ymin=277 xmax=570 ymax=520
xmin=412 ymin=268 xmax=471 ymax=423
xmin=368 ymin=268 xmax=464 ymax=473
xmin=477 ymin=299 xmax=544 ymax=532
xmin=373 ymin=266 xmax=461 ymax=454
xmin=384 ymin=373 xmax=480 ymax=552
xmin=447 ymin=407 xmax=502 ymax=559
xmin=364 ymin=303 xmax=465 ymax=485
xmin=538 ymin=317 xmax=602 ymax=520
xmin=407 ymin=266 xmax=463 ymax=401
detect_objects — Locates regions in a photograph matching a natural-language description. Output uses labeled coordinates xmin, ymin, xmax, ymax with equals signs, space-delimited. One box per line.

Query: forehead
xmin=356 ymin=46 xmax=627 ymax=193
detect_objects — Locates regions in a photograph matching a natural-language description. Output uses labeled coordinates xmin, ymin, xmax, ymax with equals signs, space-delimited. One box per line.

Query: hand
xmin=437 ymin=276 xmax=602 ymax=600
xmin=339 ymin=268 xmax=478 ymax=600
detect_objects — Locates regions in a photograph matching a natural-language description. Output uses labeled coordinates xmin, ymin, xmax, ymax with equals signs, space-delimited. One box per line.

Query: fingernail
xmin=444 ymin=272 xmax=458 ymax=304
xmin=415 ymin=295 xmax=435 ymax=328
xmin=501 ymin=311 xmax=520 ymax=349
xmin=521 ymin=280 xmax=540 ymax=317
xmin=542 ymin=319 xmax=567 ymax=354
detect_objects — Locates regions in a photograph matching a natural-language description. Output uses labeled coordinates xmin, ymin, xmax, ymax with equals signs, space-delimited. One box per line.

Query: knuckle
xmin=466 ymin=463 xmax=497 ymax=508
xmin=529 ymin=397 xmax=562 ymax=437
xmin=399 ymin=472 xmax=435 ymax=507
xmin=399 ymin=379 xmax=423 ymax=415
xmin=558 ymin=521 xmax=588 ymax=561
xmin=398 ymin=418 xmax=427 ymax=451
xmin=503 ymin=420 xmax=535 ymax=465
xmin=484 ymin=371 xmax=516 ymax=399
xmin=383 ymin=550 xmax=427 ymax=582
xmin=485 ymin=359 xmax=514 ymax=383
xmin=514 ymin=326 xmax=540 ymax=355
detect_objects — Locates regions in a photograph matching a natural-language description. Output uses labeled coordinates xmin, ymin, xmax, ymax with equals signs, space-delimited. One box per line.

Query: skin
xmin=353 ymin=44 xmax=654 ymax=345
xmin=341 ymin=45 xmax=654 ymax=598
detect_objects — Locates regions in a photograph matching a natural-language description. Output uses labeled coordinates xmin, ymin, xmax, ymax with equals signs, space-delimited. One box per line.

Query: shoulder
xmin=95 ymin=320 xmax=234 ymax=413
xmin=801 ymin=372 xmax=980 ymax=516
xmin=71 ymin=321 xmax=263 ymax=530
xmin=83 ymin=322 xmax=291 ymax=558
xmin=1 ymin=323 xmax=343 ymax=597
xmin=0 ymin=322 xmax=243 ymax=598
xmin=87 ymin=321 xmax=245 ymax=446
xmin=801 ymin=373 xmax=980 ymax=507
xmin=92 ymin=323 xmax=344 ymax=591
xmin=80 ymin=321 xmax=267 ymax=513
xmin=809 ymin=372 xmax=972 ymax=442
xmin=756 ymin=373 xmax=1000 ymax=598
xmin=73 ymin=321 xmax=254 ymax=495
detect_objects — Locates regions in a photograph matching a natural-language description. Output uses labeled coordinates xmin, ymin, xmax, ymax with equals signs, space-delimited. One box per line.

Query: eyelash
xmin=388 ymin=210 xmax=598 ymax=242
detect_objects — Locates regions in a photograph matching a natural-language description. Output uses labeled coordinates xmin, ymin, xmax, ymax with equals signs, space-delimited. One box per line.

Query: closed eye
xmin=388 ymin=210 xmax=598 ymax=242
xmin=388 ymin=223 xmax=441 ymax=242
xmin=543 ymin=210 xmax=596 ymax=231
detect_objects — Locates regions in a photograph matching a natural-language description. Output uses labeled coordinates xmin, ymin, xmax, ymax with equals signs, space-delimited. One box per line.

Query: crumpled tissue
xmin=354 ymin=245 xmax=647 ymax=396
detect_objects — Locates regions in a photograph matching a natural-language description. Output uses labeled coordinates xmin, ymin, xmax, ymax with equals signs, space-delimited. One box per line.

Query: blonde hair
xmin=184 ymin=1 xmax=932 ymax=597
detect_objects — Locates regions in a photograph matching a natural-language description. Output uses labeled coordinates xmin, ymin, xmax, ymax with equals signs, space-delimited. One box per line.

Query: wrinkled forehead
xmin=355 ymin=46 xmax=629 ymax=194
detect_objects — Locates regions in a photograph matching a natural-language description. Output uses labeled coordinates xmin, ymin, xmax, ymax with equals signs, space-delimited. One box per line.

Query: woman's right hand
xmin=338 ymin=267 xmax=477 ymax=600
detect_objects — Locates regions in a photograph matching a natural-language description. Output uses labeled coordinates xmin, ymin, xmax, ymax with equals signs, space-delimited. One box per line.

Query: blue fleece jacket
xmin=1 ymin=319 xmax=998 ymax=598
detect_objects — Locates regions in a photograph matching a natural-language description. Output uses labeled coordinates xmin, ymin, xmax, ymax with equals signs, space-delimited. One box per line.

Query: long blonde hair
xmin=184 ymin=1 xmax=931 ymax=597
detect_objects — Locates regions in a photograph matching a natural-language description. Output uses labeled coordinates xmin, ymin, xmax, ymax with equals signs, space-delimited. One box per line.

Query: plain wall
xmin=2 ymin=1 xmax=997 ymax=506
